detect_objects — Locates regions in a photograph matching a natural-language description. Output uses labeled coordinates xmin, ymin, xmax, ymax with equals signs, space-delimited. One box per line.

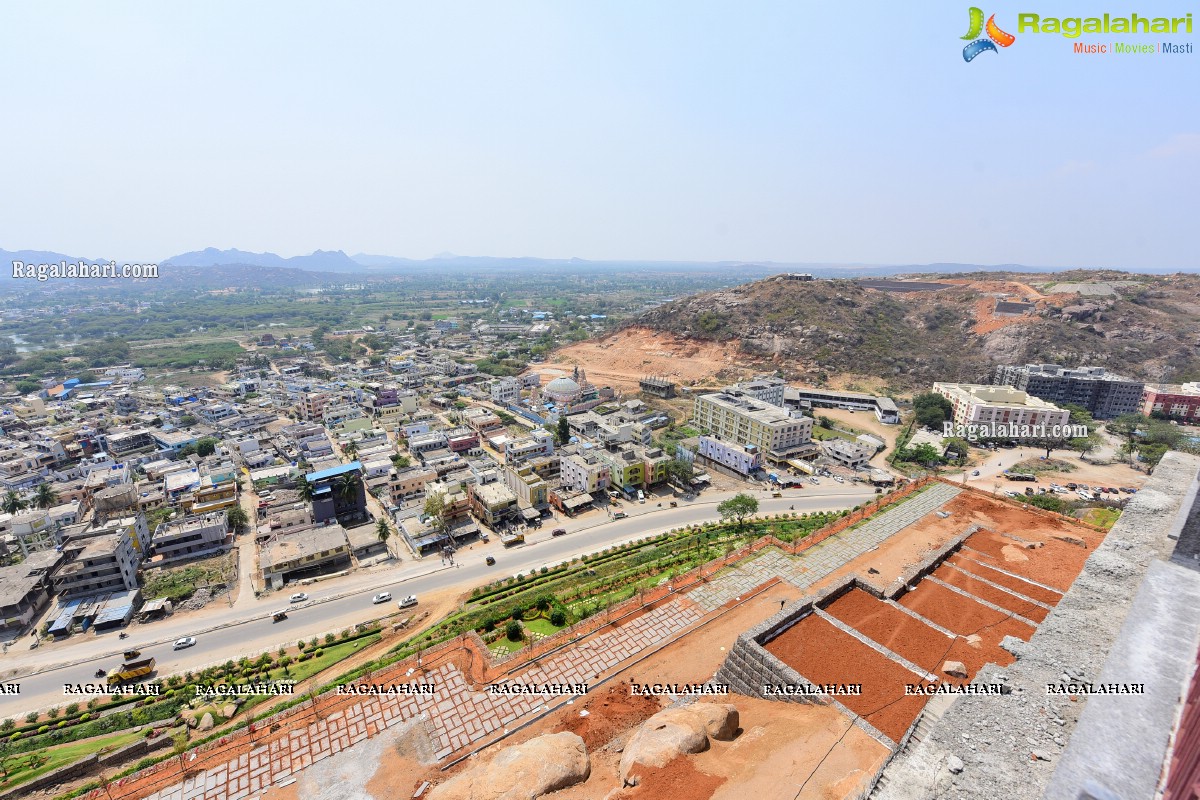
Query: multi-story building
xmin=490 ymin=377 xmax=522 ymax=405
xmin=105 ymin=429 xmax=156 ymax=458
xmin=596 ymin=445 xmax=646 ymax=491
xmin=692 ymin=392 xmax=813 ymax=461
xmin=822 ymin=439 xmax=874 ymax=471
xmin=261 ymin=524 xmax=351 ymax=589
xmin=306 ymin=462 xmax=367 ymax=523
xmin=782 ymin=386 xmax=901 ymax=424
xmin=1141 ymin=383 xmax=1200 ymax=422
xmin=389 ymin=467 xmax=438 ymax=504
xmin=151 ymin=511 xmax=228 ymax=564
xmin=697 ymin=437 xmax=763 ymax=476
xmin=468 ymin=482 xmax=518 ymax=527
xmin=727 ymin=376 xmax=787 ymax=407
xmin=932 ymin=383 xmax=1071 ymax=430
xmin=297 ymin=392 xmax=330 ymax=421
xmin=504 ymin=430 xmax=554 ymax=464
xmin=0 ymin=550 xmax=61 ymax=637
xmin=991 ymin=364 xmax=1144 ymax=419
xmin=55 ymin=526 xmax=143 ymax=598
xmin=560 ymin=451 xmax=611 ymax=494
xmin=504 ymin=464 xmax=549 ymax=511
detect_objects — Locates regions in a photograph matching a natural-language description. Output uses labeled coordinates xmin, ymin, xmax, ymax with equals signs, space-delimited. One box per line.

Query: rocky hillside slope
xmin=628 ymin=271 xmax=1200 ymax=390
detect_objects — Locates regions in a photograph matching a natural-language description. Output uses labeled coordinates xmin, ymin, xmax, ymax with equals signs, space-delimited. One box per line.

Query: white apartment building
xmin=932 ymin=383 xmax=1070 ymax=430
xmin=692 ymin=392 xmax=813 ymax=459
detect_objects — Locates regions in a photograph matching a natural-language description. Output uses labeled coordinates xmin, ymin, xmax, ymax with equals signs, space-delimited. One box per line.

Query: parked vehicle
xmin=637 ymin=490 xmax=645 ymax=503
xmin=108 ymin=657 xmax=156 ymax=686
xmin=372 ymin=592 xmax=392 ymax=604
xmin=398 ymin=595 xmax=418 ymax=609
xmin=771 ymin=491 xmax=783 ymax=498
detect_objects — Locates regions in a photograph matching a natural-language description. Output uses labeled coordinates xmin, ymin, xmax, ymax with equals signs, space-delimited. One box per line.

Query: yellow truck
xmin=107 ymin=657 xmax=156 ymax=686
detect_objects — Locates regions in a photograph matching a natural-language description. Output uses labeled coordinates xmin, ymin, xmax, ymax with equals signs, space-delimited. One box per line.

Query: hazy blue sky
xmin=1 ymin=2 xmax=1196 ymax=268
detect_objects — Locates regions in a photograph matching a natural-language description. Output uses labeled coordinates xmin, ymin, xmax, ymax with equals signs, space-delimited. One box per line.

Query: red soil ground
xmin=932 ymin=564 xmax=1050 ymax=623
xmin=945 ymin=553 xmax=1065 ymax=604
xmin=897 ymin=581 xmax=1036 ymax=643
xmin=764 ymin=614 xmax=928 ymax=744
xmin=958 ymin=532 xmax=1093 ymax=592
xmin=558 ymin=679 xmax=663 ymax=752
xmin=617 ymin=756 xmax=728 ymax=800
xmin=824 ymin=589 xmax=955 ymax=673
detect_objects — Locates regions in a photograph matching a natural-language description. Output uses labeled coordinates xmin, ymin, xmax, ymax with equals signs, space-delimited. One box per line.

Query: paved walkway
xmin=689 ymin=483 xmax=962 ymax=610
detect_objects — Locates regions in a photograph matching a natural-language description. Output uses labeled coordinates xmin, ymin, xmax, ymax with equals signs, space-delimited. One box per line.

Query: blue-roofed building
xmin=306 ymin=461 xmax=367 ymax=523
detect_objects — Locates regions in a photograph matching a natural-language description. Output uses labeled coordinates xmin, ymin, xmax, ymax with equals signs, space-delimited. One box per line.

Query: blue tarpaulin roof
xmin=307 ymin=461 xmax=362 ymax=482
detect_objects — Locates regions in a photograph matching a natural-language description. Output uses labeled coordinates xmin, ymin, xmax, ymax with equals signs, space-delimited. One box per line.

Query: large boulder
xmin=428 ymin=732 xmax=589 ymax=800
xmin=688 ymin=703 xmax=739 ymax=741
xmin=618 ymin=703 xmax=738 ymax=784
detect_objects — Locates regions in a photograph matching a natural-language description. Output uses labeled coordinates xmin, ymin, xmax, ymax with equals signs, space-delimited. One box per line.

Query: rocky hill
xmin=627 ymin=271 xmax=1200 ymax=390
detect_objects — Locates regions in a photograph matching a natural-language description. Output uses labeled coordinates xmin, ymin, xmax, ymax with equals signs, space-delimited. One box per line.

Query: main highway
xmin=0 ymin=486 xmax=874 ymax=717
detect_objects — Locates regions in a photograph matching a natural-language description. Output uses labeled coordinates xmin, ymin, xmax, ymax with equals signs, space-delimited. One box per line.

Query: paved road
xmin=0 ymin=486 xmax=873 ymax=717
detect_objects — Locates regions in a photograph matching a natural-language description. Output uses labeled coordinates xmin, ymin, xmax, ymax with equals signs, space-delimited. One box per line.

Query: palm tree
xmin=296 ymin=478 xmax=315 ymax=503
xmin=33 ymin=481 xmax=59 ymax=510
xmin=334 ymin=472 xmax=361 ymax=502
xmin=375 ymin=518 xmax=393 ymax=556
xmin=343 ymin=440 xmax=358 ymax=459
xmin=1 ymin=491 xmax=27 ymax=516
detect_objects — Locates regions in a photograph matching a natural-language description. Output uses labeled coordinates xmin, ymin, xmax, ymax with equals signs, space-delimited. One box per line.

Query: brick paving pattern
xmin=689 ymin=483 xmax=962 ymax=610
xmin=138 ymin=596 xmax=704 ymax=800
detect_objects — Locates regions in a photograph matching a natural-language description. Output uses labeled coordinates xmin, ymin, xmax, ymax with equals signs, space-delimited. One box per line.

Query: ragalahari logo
xmin=962 ymin=7 xmax=1016 ymax=61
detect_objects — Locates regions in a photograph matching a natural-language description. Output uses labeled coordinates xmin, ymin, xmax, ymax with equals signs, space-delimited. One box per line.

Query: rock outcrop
xmin=428 ymin=732 xmax=590 ymax=800
xmin=619 ymin=703 xmax=739 ymax=785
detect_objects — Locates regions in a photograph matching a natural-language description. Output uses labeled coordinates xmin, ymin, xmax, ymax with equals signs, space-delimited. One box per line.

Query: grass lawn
xmin=489 ymin=636 xmax=526 ymax=656
xmin=265 ymin=634 xmax=382 ymax=685
xmin=523 ymin=617 xmax=568 ymax=637
xmin=1081 ymin=507 xmax=1121 ymax=529
xmin=0 ymin=729 xmax=145 ymax=791
xmin=813 ymin=425 xmax=855 ymax=442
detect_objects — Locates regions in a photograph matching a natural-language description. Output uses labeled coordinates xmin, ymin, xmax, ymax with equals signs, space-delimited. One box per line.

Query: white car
xmin=833 ymin=476 xmax=845 ymax=484
xmin=173 ymin=637 xmax=197 ymax=650
xmin=637 ymin=490 xmax=645 ymax=503
xmin=372 ymin=592 xmax=392 ymax=604
xmin=398 ymin=595 xmax=418 ymax=609
xmin=810 ymin=477 xmax=820 ymax=485
xmin=289 ymin=592 xmax=309 ymax=603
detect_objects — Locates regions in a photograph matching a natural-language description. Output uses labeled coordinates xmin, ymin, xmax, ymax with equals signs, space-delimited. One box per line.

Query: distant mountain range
xmin=1 ymin=246 xmax=1189 ymax=279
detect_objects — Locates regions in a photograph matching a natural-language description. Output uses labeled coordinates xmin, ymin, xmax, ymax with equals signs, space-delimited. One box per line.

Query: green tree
xmin=664 ymin=458 xmax=694 ymax=485
xmin=1107 ymin=414 xmax=1147 ymax=464
xmin=375 ymin=517 xmax=392 ymax=550
xmin=390 ymin=454 xmax=410 ymax=469
xmin=423 ymin=492 xmax=449 ymax=535
xmin=1137 ymin=442 xmax=1170 ymax=468
xmin=343 ymin=440 xmax=359 ymax=459
xmin=226 ymin=506 xmax=249 ymax=533
xmin=717 ymin=493 xmax=759 ymax=529
xmin=912 ymin=393 xmax=953 ymax=431
xmin=942 ymin=437 xmax=970 ymax=462
xmin=195 ymin=437 xmax=219 ymax=457
xmin=556 ymin=417 xmax=571 ymax=445
xmin=1 ymin=491 xmax=27 ymax=516
xmin=505 ymin=620 xmax=524 ymax=641
xmin=334 ymin=471 xmax=362 ymax=503
xmin=296 ymin=477 xmax=315 ymax=503
xmin=32 ymin=481 xmax=59 ymax=510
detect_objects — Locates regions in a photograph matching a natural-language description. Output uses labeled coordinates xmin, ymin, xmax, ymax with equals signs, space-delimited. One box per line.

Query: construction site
xmin=64 ymin=455 xmax=1200 ymax=800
